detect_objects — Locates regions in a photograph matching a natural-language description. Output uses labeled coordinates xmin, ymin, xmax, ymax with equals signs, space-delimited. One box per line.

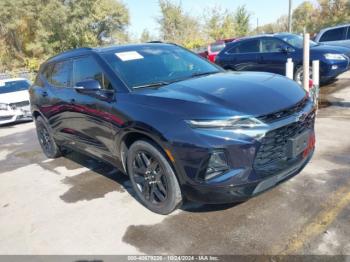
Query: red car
xmin=198 ymin=38 xmax=237 ymax=63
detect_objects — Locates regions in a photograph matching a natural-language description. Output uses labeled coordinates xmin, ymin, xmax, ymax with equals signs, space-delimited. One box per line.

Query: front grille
xmin=258 ymin=98 xmax=308 ymax=123
xmin=254 ymin=110 xmax=315 ymax=177
xmin=9 ymin=101 xmax=30 ymax=110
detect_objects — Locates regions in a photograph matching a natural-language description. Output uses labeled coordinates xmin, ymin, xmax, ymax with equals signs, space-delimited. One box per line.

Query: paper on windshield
xmin=115 ymin=51 xmax=144 ymax=61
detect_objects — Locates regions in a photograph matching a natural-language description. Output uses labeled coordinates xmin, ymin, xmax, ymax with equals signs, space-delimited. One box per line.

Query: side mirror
xmin=74 ymin=79 xmax=114 ymax=102
xmin=74 ymin=79 xmax=101 ymax=91
xmin=279 ymin=45 xmax=294 ymax=53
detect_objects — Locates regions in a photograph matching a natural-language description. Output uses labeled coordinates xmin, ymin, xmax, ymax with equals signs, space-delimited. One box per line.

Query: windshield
xmin=102 ymin=45 xmax=221 ymax=89
xmin=210 ymin=43 xmax=226 ymax=53
xmin=276 ymin=34 xmax=318 ymax=48
xmin=0 ymin=80 xmax=31 ymax=94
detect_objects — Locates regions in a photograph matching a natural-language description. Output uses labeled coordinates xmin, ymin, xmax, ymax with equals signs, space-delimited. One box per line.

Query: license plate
xmin=287 ymin=130 xmax=310 ymax=158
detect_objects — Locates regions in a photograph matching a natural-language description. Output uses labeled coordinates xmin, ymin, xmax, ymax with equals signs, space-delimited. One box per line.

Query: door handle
xmin=70 ymin=98 xmax=76 ymax=104
xmin=42 ymin=91 xmax=48 ymax=97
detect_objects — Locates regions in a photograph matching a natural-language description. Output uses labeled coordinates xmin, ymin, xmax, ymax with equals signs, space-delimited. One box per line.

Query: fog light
xmin=331 ymin=65 xmax=338 ymax=70
xmin=205 ymin=151 xmax=229 ymax=180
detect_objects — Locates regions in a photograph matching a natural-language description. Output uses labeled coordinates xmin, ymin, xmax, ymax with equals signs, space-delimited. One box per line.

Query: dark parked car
xmin=30 ymin=43 xmax=316 ymax=214
xmin=215 ymin=33 xmax=350 ymax=84
xmin=315 ymin=24 xmax=350 ymax=49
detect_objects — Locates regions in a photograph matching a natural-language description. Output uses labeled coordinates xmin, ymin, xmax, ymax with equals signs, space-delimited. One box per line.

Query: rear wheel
xmin=35 ymin=116 xmax=62 ymax=158
xmin=127 ymin=140 xmax=182 ymax=214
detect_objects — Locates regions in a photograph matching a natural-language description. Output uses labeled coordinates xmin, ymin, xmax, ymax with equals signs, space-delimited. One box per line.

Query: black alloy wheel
xmin=127 ymin=140 xmax=182 ymax=214
xmin=35 ymin=116 xmax=62 ymax=158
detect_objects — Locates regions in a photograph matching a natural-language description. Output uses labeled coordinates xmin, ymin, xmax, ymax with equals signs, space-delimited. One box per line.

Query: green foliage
xmin=140 ymin=29 xmax=153 ymax=43
xmin=259 ymin=0 xmax=350 ymax=34
xmin=204 ymin=6 xmax=236 ymax=41
xmin=157 ymin=0 xmax=204 ymax=46
xmin=234 ymin=5 xmax=251 ymax=37
xmin=0 ymin=0 xmax=129 ymax=71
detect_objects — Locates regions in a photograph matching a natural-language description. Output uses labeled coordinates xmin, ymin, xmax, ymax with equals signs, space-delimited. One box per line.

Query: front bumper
xmin=182 ymin=150 xmax=313 ymax=204
xmin=0 ymin=110 xmax=32 ymax=125
xmin=321 ymin=59 xmax=349 ymax=81
xmin=168 ymin=99 xmax=316 ymax=204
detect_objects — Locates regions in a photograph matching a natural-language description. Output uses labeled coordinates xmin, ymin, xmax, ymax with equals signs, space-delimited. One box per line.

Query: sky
xmin=124 ymin=0 xmax=310 ymax=38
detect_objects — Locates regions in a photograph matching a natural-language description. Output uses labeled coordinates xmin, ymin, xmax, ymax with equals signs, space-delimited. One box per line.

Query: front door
xmin=66 ymin=55 xmax=116 ymax=160
xmin=258 ymin=38 xmax=291 ymax=75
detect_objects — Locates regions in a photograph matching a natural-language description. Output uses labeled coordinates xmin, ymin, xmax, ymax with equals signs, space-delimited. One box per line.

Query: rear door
xmin=319 ymin=27 xmax=348 ymax=48
xmin=44 ymin=60 xmax=75 ymax=141
xmin=224 ymin=39 xmax=260 ymax=71
xmin=258 ymin=37 xmax=292 ymax=75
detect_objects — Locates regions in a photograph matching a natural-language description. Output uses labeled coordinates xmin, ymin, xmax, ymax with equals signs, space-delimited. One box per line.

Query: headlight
xmin=0 ymin=103 xmax=9 ymax=111
xmin=324 ymin=53 xmax=346 ymax=60
xmin=186 ymin=117 xmax=265 ymax=129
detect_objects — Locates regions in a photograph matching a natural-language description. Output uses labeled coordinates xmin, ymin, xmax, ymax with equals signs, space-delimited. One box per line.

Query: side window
xmin=228 ymin=40 xmax=259 ymax=54
xmin=320 ymin=27 xmax=346 ymax=42
xmin=260 ymin=38 xmax=284 ymax=53
xmin=347 ymin=27 xmax=350 ymax=40
xmin=50 ymin=61 xmax=72 ymax=87
xmin=74 ymin=56 xmax=112 ymax=90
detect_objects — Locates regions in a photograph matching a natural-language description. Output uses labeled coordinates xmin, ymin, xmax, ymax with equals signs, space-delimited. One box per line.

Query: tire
xmin=35 ymin=116 xmax=62 ymax=159
xmin=127 ymin=140 xmax=182 ymax=214
xmin=294 ymin=66 xmax=312 ymax=86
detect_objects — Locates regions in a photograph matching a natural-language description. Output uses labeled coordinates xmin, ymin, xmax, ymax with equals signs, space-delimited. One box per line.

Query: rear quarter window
xmin=228 ymin=39 xmax=260 ymax=54
xmin=320 ymin=27 xmax=346 ymax=42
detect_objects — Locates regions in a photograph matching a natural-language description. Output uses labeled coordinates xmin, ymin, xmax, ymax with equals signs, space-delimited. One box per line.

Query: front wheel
xmin=127 ymin=140 xmax=182 ymax=214
xmin=294 ymin=66 xmax=313 ymax=86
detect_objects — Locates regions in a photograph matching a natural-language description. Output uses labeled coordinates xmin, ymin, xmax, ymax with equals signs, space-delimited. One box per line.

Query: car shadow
xmin=58 ymin=150 xmax=137 ymax=203
xmin=180 ymin=201 xmax=242 ymax=213
xmin=0 ymin=120 xmax=33 ymax=128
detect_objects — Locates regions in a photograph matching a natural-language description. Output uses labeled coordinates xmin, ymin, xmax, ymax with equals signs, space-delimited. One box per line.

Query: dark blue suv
xmin=216 ymin=33 xmax=350 ymax=84
xmin=30 ymin=43 xmax=316 ymax=214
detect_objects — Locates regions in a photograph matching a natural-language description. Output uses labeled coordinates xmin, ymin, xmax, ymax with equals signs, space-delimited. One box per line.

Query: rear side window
xmin=260 ymin=38 xmax=285 ymax=53
xmin=50 ymin=60 xmax=72 ymax=87
xmin=320 ymin=27 xmax=346 ymax=42
xmin=210 ymin=43 xmax=225 ymax=53
xmin=228 ymin=40 xmax=260 ymax=54
xmin=347 ymin=27 xmax=350 ymax=39
xmin=73 ymin=56 xmax=112 ymax=90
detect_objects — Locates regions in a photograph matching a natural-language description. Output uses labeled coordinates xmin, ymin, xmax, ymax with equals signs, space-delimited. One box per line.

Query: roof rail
xmin=46 ymin=47 xmax=94 ymax=62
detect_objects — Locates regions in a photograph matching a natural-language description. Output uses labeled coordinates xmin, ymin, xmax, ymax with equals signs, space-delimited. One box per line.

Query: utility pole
xmin=288 ymin=0 xmax=293 ymax=33
xmin=256 ymin=18 xmax=259 ymax=33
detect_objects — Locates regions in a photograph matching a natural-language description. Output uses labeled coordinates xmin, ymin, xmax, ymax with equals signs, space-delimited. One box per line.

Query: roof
xmin=319 ymin=23 xmax=350 ymax=33
xmin=46 ymin=43 xmax=176 ymax=63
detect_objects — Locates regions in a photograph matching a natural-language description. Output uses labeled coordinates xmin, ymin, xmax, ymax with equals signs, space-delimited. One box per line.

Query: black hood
xmin=135 ymin=72 xmax=306 ymax=118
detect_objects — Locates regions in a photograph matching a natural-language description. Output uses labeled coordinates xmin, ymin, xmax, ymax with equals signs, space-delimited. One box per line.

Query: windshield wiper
xmin=190 ymin=71 xmax=220 ymax=78
xmin=133 ymin=81 xmax=170 ymax=89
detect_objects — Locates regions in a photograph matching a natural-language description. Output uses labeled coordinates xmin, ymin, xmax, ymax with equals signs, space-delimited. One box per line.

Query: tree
xmin=292 ymin=1 xmax=318 ymax=33
xmin=204 ymin=6 xmax=235 ymax=41
xmin=259 ymin=0 xmax=350 ymax=35
xmin=157 ymin=0 xmax=204 ymax=47
xmin=140 ymin=29 xmax=152 ymax=42
xmin=0 ymin=0 xmax=130 ymax=70
xmin=317 ymin=0 xmax=350 ymax=28
xmin=234 ymin=5 xmax=250 ymax=37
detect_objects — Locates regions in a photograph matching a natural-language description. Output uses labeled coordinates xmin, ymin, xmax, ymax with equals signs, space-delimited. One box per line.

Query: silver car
xmin=315 ymin=24 xmax=350 ymax=48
